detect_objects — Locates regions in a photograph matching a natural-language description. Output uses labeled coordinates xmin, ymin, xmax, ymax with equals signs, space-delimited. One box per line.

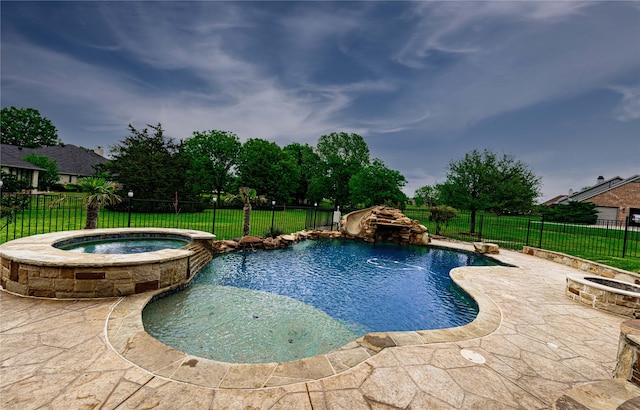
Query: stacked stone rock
xmin=210 ymin=230 xmax=343 ymax=254
xmin=339 ymin=206 xmax=430 ymax=246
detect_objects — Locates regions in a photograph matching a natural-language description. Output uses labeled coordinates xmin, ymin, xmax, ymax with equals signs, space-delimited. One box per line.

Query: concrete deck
xmin=1 ymin=240 xmax=639 ymax=409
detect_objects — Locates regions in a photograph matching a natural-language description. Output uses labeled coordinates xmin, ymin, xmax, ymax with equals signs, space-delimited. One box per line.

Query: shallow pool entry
xmin=143 ymin=240 xmax=498 ymax=363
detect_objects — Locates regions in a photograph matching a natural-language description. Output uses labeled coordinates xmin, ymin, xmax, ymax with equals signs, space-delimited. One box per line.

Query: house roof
xmin=556 ymin=174 xmax=640 ymax=204
xmin=0 ymin=146 xmax=46 ymax=171
xmin=1 ymin=144 xmax=106 ymax=176
xmin=540 ymin=195 xmax=567 ymax=206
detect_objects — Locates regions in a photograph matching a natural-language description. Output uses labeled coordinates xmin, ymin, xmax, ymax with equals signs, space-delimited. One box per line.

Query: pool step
xmin=184 ymin=242 xmax=213 ymax=277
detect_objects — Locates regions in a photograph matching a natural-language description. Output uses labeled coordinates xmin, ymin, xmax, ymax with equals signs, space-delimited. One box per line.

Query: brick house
xmin=548 ymin=175 xmax=640 ymax=224
xmin=0 ymin=144 xmax=106 ymax=191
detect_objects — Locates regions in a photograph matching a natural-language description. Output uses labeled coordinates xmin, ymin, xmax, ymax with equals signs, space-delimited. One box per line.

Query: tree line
xmin=97 ymin=123 xmax=409 ymax=209
xmin=2 ymin=107 xmax=556 ymax=231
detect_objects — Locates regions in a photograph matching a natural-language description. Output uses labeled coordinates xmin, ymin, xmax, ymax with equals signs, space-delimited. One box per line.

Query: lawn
xmin=2 ymin=196 xmax=639 ymax=273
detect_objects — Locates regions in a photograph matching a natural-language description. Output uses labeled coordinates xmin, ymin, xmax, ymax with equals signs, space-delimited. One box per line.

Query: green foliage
xmin=0 ymin=172 xmax=31 ymax=229
xmin=52 ymin=177 xmax=122 ymax=229
xmin=428 ymin=205 xmax=458 ymax=235
xmin=0 ymin=106 xmax=61 ymax=148
xmin=22 ymin=153 xmax=60 ymax=190
xmin=349 ymin=159 xmax=408 ymax=208
xmin=439 ymin=149 xmax=541 ymax=233
xmin=182 ymin=130 xmax=241 ymax=201
xmin=283 ymin=143 xmax=321 ymax=204
xmin=414 ymin=185 xmax=440 ymax=206
xmin=311 ymin=132 xmax=370 ymax=206
xmin=100 ymin=123 xmax=200 ymax=204
xmin=0 ymin=171 xmax=31 ymax=192
xmin=236 ymin=139 xmax=300 ymax=204
xmin=539 ymin=202 xmax=598 ymax=224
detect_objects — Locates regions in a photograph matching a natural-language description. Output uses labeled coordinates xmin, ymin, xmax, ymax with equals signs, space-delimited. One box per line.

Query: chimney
xmin=94 ymin=146 xmax=104 ymax=157
xmin=597 ymin=176 xmax=604 ymax=184
xmin=568 ymin=189 xmax=573 ymax=196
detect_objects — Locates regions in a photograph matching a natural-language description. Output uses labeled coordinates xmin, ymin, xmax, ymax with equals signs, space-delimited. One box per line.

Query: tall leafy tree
xmin=0 ymin=106 xmax=61 ymax=148
xmin=311 ymin=132 xmax=370 ymax=207
xmin=283 ymin=142 xmax=321 ymax=204
xmin=101 ymin=123 xmax=198 ymax=202
xmin=414 ymin=185 xmax=439 ymax=207
xmin=349 ymin=159 xmax=408 ymax=208
xmin=22 ymin=153 xmax=59 ymax=190
xmin=439 ymin=149 xmax=541 ymax=233
xmin=182 ymin=130 xmax=241 ymax=202
xmin=236 ymin=138 xmax=299 ymax=204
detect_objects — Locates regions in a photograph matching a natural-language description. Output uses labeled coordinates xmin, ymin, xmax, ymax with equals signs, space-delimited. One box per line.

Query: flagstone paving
xmin=1 ymin=240 xmax=638 ymax=409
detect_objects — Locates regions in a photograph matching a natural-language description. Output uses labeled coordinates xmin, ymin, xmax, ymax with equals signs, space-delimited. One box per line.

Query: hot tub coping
xmin=567 ymin=273 xmax=640 ymax=298
xmin=0 ymin=228 xmax=215 ymax=267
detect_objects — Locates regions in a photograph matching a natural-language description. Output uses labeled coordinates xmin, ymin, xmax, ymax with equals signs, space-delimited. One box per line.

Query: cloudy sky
xmin=2 ymin=1 xmax=639 ymax=201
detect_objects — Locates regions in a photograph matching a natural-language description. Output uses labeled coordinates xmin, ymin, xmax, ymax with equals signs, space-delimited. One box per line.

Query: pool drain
xmin=460 ymin=349 xmax=486 ymax=364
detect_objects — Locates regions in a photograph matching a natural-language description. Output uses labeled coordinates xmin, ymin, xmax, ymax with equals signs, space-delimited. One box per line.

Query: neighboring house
xmin=546 ymin=175 xmax=640 ymax=224
xmin=0 ymin=144 xmax=107 ymax=191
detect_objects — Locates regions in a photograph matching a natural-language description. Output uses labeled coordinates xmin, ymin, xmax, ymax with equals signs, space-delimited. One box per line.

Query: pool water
xmin=143 ymin=240 xmax=499 ymax=363
xmin=58 ymin=238 xmax=188 ymax=254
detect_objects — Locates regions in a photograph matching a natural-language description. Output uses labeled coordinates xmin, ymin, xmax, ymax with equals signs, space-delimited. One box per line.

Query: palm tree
xmin=51 ymin=177 xmax=122 ymax=229
xmin=224 ymin=187 xmax=267 ymax=236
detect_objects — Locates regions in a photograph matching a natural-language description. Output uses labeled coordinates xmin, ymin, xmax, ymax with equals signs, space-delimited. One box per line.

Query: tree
xmin=349 ymin=159 xmax=408 ymax=208
xmin=429 ymin=205 xmax=458 ymax=235
xmin=22 ymin=153 xmax=59 ymax=191
xmin=236 ymin=138 xmax=300 ymax=204
xmin=224 ymin=187 xmax=266 ymax=236
xmin=53 ymin=177 xmax=122 ymax=229
xmin=0 ymin=106 xmax=61 ymax=148
xmin=0 ymin=171 xmax=31 ymax=230
xmin=182 ymin=130 xmax=241 ymax=202
xmin=439 ymin=149 xmax=541 ymax=233
xmin=311 ymin=132 xmax=370 ymax=207
xmin=283 ymin=142 xmax=321 ymax=204
xmin=414 ymin=185 xmax=439 ymax=207
xmin=101 ymin=123 xmax=199 ymax=203
xmin=539 ymin=202 xmax=598 ymax=224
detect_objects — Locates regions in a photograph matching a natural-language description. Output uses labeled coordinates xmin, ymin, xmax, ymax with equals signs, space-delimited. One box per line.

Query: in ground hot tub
xmin=0 ymin=228 xmax=214 ymax=298
xmin=566 ymin=273 xmax=640 ymax=318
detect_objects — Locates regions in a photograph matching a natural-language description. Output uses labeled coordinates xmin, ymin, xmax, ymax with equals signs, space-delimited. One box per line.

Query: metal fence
xmin=0 ymin=193 xmax=336 ymax=244
xmin=404 ymin=208 xmax=639 ymax=259
xmin=1 ymin=193 xmax=638 ymax=259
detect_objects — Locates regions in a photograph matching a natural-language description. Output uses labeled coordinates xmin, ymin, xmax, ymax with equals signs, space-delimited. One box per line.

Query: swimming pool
xmin=143 ymin=239 xmax=500 ymax=363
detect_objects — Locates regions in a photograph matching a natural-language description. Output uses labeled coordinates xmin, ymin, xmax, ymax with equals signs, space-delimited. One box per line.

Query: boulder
xmin=473 ymin=242 xmax=500 ymax=254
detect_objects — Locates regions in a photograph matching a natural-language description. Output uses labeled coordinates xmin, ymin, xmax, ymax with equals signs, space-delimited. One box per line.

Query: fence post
xmin=270 ymin=201 xmax=276 ymax=233
xmin=622 ymin=216 xmax=630 ymax=258
xmin=313 ymin=202 xmax=318 ymax=229
xmin=478 ymin=214 xmax=483 ymax=241
xmin=525 ymin=219 xmax=531 ymax=246
xmin=211 ymin=197 xmax=217 ymax=234
xmin=127 ymin=191 xmax=134 ymax=227
xmin=538 ymin=216 xmax=544 ymax=249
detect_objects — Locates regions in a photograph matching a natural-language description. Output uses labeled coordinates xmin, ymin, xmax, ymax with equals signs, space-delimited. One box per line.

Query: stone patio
xmin=1 ymin=240 xmax=639 ymax=409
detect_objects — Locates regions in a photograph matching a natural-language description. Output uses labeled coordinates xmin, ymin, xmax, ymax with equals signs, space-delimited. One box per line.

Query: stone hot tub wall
xmin=566 ymin=274 xmax=640 ymax=318
xmin=0 ymin=228 xmax=214 ymax=298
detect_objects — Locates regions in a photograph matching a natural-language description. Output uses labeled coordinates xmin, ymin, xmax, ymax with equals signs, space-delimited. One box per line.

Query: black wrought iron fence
xmin=2 ymin=193 xmax=638 ymax=259
xmin=0 ymin=193 xmax=335 ymax=244
xmin=404 ymin=208 xmax=639 ymax=258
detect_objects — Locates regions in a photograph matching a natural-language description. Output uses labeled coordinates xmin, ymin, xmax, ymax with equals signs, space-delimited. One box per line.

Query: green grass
xmin=3 ymin=199 xmax=639 ymax=273
xmin=404 ymin=206 xmax=640 ymax=273
xmin=1 ymin=197 xmax=316 ymax=243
